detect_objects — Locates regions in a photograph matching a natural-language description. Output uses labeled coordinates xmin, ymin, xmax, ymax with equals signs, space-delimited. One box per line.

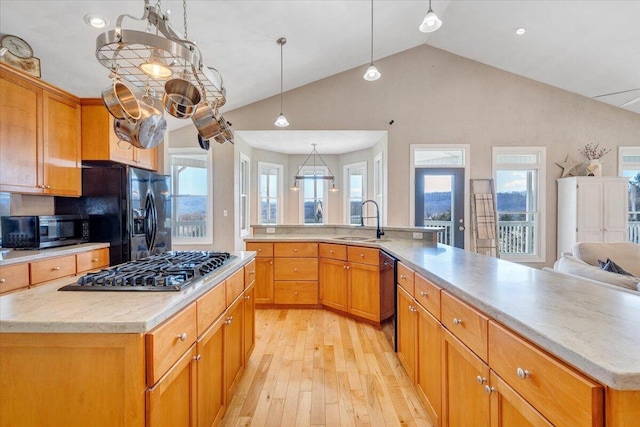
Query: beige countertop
xmin=0 ymin=251 xmax=255 ymax=335
xmin=0 ymin=242 xmax=110 ymax=266
xmin=246 ymin=234 xmax=640 ymax=390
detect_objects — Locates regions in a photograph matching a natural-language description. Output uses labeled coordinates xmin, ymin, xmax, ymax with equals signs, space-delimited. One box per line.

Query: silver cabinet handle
xmin=484 ymin=385 xmax=495 ymax=394
xmin=177 ymin=332 xmax=187 ymax=341
xmin=53 ymin=266 xmax=61 ymax=271
xmin=420 ymin=291 xmax=427 ymax=297
xmin=92 ymin=258 xmax=99 ymax=262
xmin=245 ymin=295 xmax=251 ymax=300
xmin=453 ymin=318 xmax=463 ymax=326
xmin=249 ymin=270 xmax=255 ymax=275
xmin=400 ymin=274 xmax=406 ymax=280
xmin=225 ymin=316 xmax=233 ymax=325
xmin=516 ymin=368 xmax=531 ymax=379
xmin=476 ymin=376 xmax=487 ymax=384
xmin=409 ymin=305 xmax=416 ymax=313
xmin=45 ymin=185 xmax=51 ymax=189
xmin=193 ymin=354 xmax=202 ymax=361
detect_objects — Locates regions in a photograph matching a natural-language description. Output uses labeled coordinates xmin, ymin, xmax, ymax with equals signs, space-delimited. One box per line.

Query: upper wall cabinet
xmin=80 ymin=99 xmax=157 ymax=171
xmin=0 ymin=63 xmax=81 ymax=196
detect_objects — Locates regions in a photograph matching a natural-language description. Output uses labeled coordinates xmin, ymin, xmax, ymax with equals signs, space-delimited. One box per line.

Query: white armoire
xmin=557 ymin=176 xmax=629 ymax=256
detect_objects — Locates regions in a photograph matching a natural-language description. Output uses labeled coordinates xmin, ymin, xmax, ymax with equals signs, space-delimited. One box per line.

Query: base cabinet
xmin=224 ymin=295 xmax=245 ymax=404
xmin=416 ymin=303 xmax=441 ymax=427
xmin=243 ymin=282 xmax=255 ymax=361
xmin=489 ymin=372 xmax=552 ymax=427
xmin=196 ymin=316 xmax=226 ymax=427
xmin=319 ymin=257 xmax=348 ymax=311
xmin=397 ymin=287 xmax=417 ymax=381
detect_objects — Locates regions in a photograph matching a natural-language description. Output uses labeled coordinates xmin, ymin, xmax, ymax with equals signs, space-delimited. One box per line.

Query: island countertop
xmin=246 ymin=235 xmax=640 ymax=390
xmin=0 ymin=251 xmax=256 ymax=335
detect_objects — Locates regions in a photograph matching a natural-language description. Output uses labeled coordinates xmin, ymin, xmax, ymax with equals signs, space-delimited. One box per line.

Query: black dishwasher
xmin=380 ymin=250 xmax=398 ymax=351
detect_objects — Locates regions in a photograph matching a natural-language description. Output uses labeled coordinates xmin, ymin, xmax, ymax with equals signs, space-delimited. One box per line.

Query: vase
xmin=587 ymin=159 xmax=603 ymax=177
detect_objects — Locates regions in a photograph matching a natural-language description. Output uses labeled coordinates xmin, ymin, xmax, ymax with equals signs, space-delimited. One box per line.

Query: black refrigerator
xmin=56 ymin=166 xmax=171 ymax=265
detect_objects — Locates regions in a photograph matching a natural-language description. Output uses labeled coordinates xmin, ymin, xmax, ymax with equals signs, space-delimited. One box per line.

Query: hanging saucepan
xmin=101 ymin=80 xmax=142 ymax=122
xmin=191 ymin=101 xmax=221 ymax=140
xmin=163 ymin=78 xmax=201 ymax=119
xmin=212 ymin=114 xmax=234 ymax=144
xmin=113 ymin=103 xmax=167 ymax=150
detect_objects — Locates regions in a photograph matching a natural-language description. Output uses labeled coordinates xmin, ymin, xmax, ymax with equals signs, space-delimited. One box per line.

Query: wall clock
xmin=0 ymin=34 xmax=41 ymax=78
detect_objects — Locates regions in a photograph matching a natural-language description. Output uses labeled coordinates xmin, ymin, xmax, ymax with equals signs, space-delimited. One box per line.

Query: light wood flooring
xmin=221 ymin=308 xmax=432 ymax=427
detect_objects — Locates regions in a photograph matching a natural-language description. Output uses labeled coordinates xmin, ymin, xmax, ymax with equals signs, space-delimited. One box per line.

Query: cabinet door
xmin=0 ymin=263 xmax=29 ymax=294
xmin=603 ymin=180 xmax=629 ymax=242
xmin=147 ymin=344 xmax=197 ymax=427
xmin=347 ymin=262 xmax=380 ymax=322
xmin=254 ymin=257 xmax=274 ymax=304
xmin=134 ymin=146 xmax=158 ymax=171
xmin=489 ymin=371 xmax=552 ymax=427
xmin=0 ymin=73 xmax=42 ymax=193
xmin=319 ymin=257 xmax=348 ymax=311
xmin=416 ymin=303 xmax=441 ymax=427
xmin=197 ymin=316 xmax=226 ymax=427
xmin=397 ymin=286 xmax=416 ymax=382
xmin=576 ymin=181 xmax=604 ymax=242
xmin=42 ymin=91 xmax=81 ymax=196
xmin=224 ymin=296 xmax=244 ymax=404
xmin=244 ymin=284 xmax=255 ymax=362
xmin=442 ymin=329 xmax=490 ymax=427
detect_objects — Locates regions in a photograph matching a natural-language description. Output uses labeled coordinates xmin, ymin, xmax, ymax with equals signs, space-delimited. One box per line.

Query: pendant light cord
xmin=183 ymin=0 xmax=188 ymax=39
xmin=280 ymin=41 xmax=284 ymax=114
xmin=370 ymin=0 xmax=374 ymax=66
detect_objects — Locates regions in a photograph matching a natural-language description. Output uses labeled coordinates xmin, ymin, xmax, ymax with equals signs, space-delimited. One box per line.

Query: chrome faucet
xmin=360 ymin=200 xmax=384 ymax=239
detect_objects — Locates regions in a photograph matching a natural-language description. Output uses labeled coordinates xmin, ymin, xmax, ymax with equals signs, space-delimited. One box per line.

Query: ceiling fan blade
xmin=620 ymin=95 xmax=640 ymax=108
xmin=593 ymin=87 xmax=640 ymax=99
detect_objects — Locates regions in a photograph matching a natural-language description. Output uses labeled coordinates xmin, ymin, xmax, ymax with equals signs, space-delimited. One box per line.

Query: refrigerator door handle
xmin=148 ymin=192 xmax=158 ymax=252
xmin=144 ymin=193 xmax=157 ymax=251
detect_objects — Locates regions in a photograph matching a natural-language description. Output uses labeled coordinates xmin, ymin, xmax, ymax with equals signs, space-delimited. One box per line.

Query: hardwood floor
xmin=221 ymin=309 xmax=432 ymax=427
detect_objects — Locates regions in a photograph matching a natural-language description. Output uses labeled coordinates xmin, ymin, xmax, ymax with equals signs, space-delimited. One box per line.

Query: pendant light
xmin=275 ymin=37 xmax=290 ymax=127
xmin=419 ymin=0 xmax=442 ymax=33
xmin=363 ymin=0 xmax=381 ymax=81
xmin=290 ymin=144 xmax=338 ymax=192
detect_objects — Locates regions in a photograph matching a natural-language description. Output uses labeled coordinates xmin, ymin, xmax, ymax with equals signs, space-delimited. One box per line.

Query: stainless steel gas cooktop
xmin=59 ymin=251 xmax=235 ymax=292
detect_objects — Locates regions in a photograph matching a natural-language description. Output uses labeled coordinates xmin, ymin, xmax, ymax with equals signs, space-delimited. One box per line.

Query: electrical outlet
xmin=266 ymin=227 xmax=276 ymax=234
xmin=413 ymin=232 xmax=423 ymax=239
xmin=223 ymin=210 xmax=228 ymax=217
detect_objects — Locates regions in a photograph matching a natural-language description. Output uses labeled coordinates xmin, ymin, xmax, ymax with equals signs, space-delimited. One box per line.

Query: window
xmin=169 ymin=149 xmax=212 ymax=244
xmin=619 ymin=146 xmax=640 ymax=244
xmin=492 ymin=147 xmax=546 ymax=261
xmin=374 ymin=153 xmax=385 ymax=226
xmin=258 ymin=162 xmax=283 ymax=224
xmin=240 ymin=154 xmax=250 ymax=236
xmin=300 ymin=166 xmax=328 ymax=224
xmin=344 ymin=162 xmax=366 ymax=225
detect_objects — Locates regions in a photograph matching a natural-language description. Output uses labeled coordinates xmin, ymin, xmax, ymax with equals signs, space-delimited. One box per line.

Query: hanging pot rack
xmin=95 ymin=0 xmax=226 ymax=113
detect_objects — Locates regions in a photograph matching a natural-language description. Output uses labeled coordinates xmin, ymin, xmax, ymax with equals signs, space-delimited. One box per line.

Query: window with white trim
xmin=619 ymin=146 xmax=640 ymax=244
xmin=169 ymin=148 xmax=212 ymax=244
xmin=258 ymin=162 xmax=283 ymax=224
xmin=492 ymin=147 xmax=546 ymax=261
xmin=300 ymin=166 xmax=328 ymax=224
xmin=344 ymin=162 xmax=366 ymax=225
xmin=240 ymin=154 xmax=250 ymax=236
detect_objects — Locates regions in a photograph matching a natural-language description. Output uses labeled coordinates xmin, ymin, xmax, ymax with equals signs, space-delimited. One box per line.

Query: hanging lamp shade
xmin=275 ymin=113 xmax=290 ymax=127
xmin=419 ymin=0 xmax=442 ymax=33
xmin=274 ymin=37 xmax=290 ymax=127
xmin=139 ymin=48 xmax=173 ymax=79
xmin=290 ymin=144 xmax=338 ymax=192
xmin=363 ymin=64 xmax=381 ymax=81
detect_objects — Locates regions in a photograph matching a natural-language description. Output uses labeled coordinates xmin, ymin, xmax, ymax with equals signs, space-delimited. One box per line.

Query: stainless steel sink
xmin=333 ymin=236 xmax=372 ymax=241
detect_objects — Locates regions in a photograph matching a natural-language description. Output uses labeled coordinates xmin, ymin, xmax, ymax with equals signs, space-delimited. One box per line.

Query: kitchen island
xmin=0 ymin=251 xmax=256 ymax=427
xmin=245 ymin=230 xmax=640 ymax=426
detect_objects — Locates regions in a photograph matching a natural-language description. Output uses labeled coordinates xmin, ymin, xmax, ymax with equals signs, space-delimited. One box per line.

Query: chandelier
xmin=291 ymin=144 xmax=339 ymax=192
xmin=95 ymin=0 xmax=232 ymax=146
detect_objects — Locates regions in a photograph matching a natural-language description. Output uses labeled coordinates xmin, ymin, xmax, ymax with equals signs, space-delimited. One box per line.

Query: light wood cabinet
xmin=196 ymin=315 xmax=226 ymax=427
xmin=0 ymin=64 xmax=81 ymax=196
xmin=416 ymin=302 xmax=441 ymax=427
xmin=80 ymin=100 xmax=158 ymax=171
xmin=274 ymin=280 xmax=319 ymax=304
xmin=441 ymin=291 xmax=489 ymax=362
xmin=224 ymin=294 xmax=244 ymax=404
xmin=397 ymin=286 xmax=417 ymax=381
xmin=76 ymin=247 xmax=110 ymax=273
xmin=244 ymin=282 xmax=255 ymax=361
xmin=397 ymin=262 xmax=415 ymax=296
xmin=319 ymin=257 xmax=348 ymax=311
xmin=0 ymin=263 xmax=29 ymax=294
xmin=489 ymin=371 xmax=552 ymax=427
xmin=29 ymin=254 xmax=76 ymax=286
xmin=557 ymin=177 xmax=629 ymax=255
xmin=225 ymin=268 xmax=245 ymax=306
xmin=347 ymin=260 xmax=380 ymax=322
xmin=245 ymin=242 xmax=274 ymax=304
xmin=146 ymin=344 xmax=197 ymax=427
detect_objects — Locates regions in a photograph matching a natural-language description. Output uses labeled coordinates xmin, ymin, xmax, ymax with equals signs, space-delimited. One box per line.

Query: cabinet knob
xmin=476 ymin=376 xmax=487 ymax=385
xmin=53 ymin=266 xmax=61 ymax=271
xmin=294 ymin=248 xmax=298 ymax=252
xmin=484 ymin=385 xmax=495 ymax=394
xmin=400 ymin=274 xmax=406 ymax=280
xmin=346 ymin=265 xmax=350 ymax=270
xmin=245 ymin=295 xmax=251 ymax=300
xmin=516 ymin=368 xmax=531 ymax=380
xmin=258 ymin=248 xmax=262 ymax=252
xmin=330 ymin=250 xmax=334 ymax=254
xmin=360 ymin=253 xmax=365 ymax=258
xmin=0 ymin=278 xmax=5 ymax=283
xmin=294 ymin=268 xmax=298 ymax=272
xmin=294 ymin=291 xmax=298 ymax=296
xmin=177 ymin=332 xmax=187 ymax=341
xmin=225 ymin=316 xmax=233 ymax=325
xmin=92 ymin=258 xmax=99 ymax=262
xmin=193 ymin=354 xmax=202 ymax=361
xmin=420 ymin=291 xmax=427 ymax=297
xmin=249 ymin=270 xmax=255 ymax=275
xmin=453 ymin=318 xmax=463 ymax=326
xmin=45 ymin=185 xmax=51 ymax=189
xmin=409 ymin=305 xmax=416 ymax=313
xmin=269 ymin=261 xmax=273 ymax=265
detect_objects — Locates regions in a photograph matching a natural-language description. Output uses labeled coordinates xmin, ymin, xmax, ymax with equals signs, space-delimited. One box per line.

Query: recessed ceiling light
xmin=515 ymin=27 xmax=527 ymax=35
xmin=84 ymin=13 xmax=108 ymax=29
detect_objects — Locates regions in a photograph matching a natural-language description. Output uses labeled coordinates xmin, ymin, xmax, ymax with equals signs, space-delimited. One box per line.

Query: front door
xmin=415 ymin=168 xmax=465 ymax=248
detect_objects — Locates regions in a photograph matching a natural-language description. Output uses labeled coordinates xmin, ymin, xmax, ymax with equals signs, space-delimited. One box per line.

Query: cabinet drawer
xmin=397 ymin=262 xmax=415 ymax=296
xmin=146 ymin=302 xmax=197 ymax=386
xmin=246 ymin=242 xmax=274 ymax=258
xmin=275 ymin=281 xmax=318 ymax=304
xmin=196 ymin=283 xmax=226 ymax=337
xmin=347 ymin=246 xmax=379 ymax=266
xmin=274 ymin=242 xmax=318 ymax=257
xmin=488 ymin=321 xmax=603 ymax=427
xmin=274 ymin=258 xmax=318 ymax=280
xmin=244 ymin=259 xmax=256 ymax=286
xmin=0 ymin=263 xmax=29 ymax=294
xmin=319 ymin=243 xmax=347 ymax=260
xmin=76 ymin=248 xmax=109 ymax=273
xmin=441 ymin=291 xmax=488 ymax=362
xmin=226 ymin=268 xmax=245 ymax=307
xmin=415 ymin=273 xmax=441 ymax=320
xmin=29 ymin=255 xmax=76 ymax=285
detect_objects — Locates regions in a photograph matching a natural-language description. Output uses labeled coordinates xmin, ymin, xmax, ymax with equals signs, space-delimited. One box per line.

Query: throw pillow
xmin=598 ymin=258 xmax=634 ymax=276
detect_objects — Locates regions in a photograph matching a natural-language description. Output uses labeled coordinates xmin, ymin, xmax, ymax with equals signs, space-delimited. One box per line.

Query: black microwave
xmin=1 ymin=215 xmax=89 ymax=249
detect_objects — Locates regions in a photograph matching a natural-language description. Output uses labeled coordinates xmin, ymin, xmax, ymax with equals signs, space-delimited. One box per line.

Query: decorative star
xmin=556 ymin=155 xmax=581 ymax=178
